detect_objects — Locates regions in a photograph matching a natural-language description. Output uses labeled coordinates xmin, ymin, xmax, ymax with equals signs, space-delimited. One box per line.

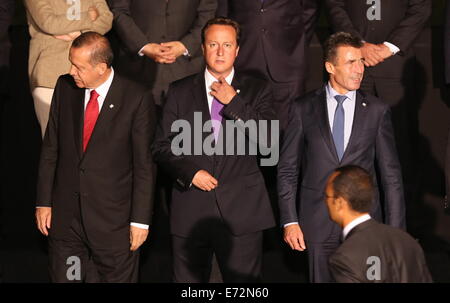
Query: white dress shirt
xmin=204 ymin=67 xmax=235 ymax=113
xmin=342 ymin=214 xmax=371 ymax=240
xmin=326 ymin=82 xmax=356 ymax=151
xmin=39 ymin=68 xmax=149 ymax=230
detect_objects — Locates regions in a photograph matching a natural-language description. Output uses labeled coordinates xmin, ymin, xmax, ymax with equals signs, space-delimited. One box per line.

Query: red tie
xmin=83 ymin=90 xmax=99 ymax=152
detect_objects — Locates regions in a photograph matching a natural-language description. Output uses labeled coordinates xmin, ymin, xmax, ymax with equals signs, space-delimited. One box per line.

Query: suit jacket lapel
xmin=315 ymin=86 xmax=339 ymax=162
xmin=81 ymin=74 xmax=124 ymax=161
xmin=72 ymin=86 xmax=85 ymax=160
xmin=214 ymin=74 xmax=243 ymax=177
xmin=341 ymin=90 xmax=369 ymax=161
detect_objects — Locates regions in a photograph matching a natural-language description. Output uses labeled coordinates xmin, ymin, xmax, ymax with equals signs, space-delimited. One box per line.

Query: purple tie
xmin=211 ymin=97 xmax=224 ymax=141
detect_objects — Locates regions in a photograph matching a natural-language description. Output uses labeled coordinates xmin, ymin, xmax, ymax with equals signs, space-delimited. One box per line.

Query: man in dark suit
xmin=325 ymin=0 xmax=432 ymax=209
xmin=326 ymin=165 xmax=432 ymax=283
xmin=35 ymin=32 xmax=156 ymax=282
xmin=217 ymin=0 xmax=318 ymax=131
xmin=107 ymin=0 xmax=217 ymax=106
xmin=277 ymin=32 xmax=405 ymax=283
xmin=152 ymin=17 xmax=276 ymax=282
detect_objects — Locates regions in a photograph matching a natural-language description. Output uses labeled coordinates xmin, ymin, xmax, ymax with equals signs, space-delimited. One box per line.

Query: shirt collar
xmin=326 ymin=81 xmax=356 ymax=103
xmin=342 ymin=214 xmax=371 ymax=239
xmin=88 ymin=67 xmax=114 ymax=98
xmin=204 ymin=67 xmax=235 ymax=91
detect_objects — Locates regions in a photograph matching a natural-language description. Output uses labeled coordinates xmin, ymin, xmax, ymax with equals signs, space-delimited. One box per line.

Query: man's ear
xmin=201 ymin=44 xmax=205 ymax=55
xmin=325 ymin=61 xmax=335 ymax=75
xmin=96 ymin=62 xmax=108 ymax=75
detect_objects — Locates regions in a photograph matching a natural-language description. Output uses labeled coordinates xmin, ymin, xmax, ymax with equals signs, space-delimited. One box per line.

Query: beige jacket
xmin=25 ymin=0 xmax=113 ymax=89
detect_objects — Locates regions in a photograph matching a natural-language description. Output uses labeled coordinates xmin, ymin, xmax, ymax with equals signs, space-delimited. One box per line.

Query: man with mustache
xmin=277 ymin=32 xmax=405 ymax=283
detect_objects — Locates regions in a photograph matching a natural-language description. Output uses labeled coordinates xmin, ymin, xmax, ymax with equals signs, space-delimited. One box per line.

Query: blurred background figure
xmin=217 ymin=0 xmax=318 ymax=132
xmin=24 ymin=0 xmax=113 ymax=137
xmin=107 ymin=0 xmax=217 ymax=108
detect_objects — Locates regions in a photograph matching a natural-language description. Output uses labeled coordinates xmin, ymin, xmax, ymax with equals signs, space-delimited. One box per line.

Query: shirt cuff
xmin=138 ymin=45 xmax=147 ymax=57
xmin=383 ymin=41 xmax=400 ymax=55
xmin=183 ymin=48 xmax=190 ymax=57
xmin=131 ymin=222 xmax=149 ymax=230
xmin=283 ymin=222 xmax=299 ymax=228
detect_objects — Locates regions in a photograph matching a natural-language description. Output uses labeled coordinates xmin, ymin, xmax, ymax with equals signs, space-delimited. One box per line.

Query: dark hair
xmin=331 ymin=165 xmax=374 ymax=213
xmin=323 ymin=32 xmax=363 ymax=64
xmin=71 ymin=31 xmax=114 ymax=67
xmin=201 ymin=17 xmax=241 ymax=46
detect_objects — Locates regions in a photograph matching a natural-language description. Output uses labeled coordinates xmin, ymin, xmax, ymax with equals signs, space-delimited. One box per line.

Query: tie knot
xmin=334 ymin=95 xmax=346 ymax=105
xmin=90 ymin=90 xmax=99 ymax=101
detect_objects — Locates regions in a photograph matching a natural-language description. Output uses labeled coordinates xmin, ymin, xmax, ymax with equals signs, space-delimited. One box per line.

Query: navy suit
xmin=277 ymin=86 xmax=406 ymax=282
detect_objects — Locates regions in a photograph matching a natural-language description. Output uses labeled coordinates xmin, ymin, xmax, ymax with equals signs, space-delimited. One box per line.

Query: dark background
xmin=0 ymin=1 xmax=449 ymax=282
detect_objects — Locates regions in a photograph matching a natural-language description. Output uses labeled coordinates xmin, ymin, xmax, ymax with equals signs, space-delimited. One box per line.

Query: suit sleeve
xmin=107 ymin=0 xmax=149 ymax=54
xmin=385 ymin=0 xmax=431 ymax=53
xmin=375 ymin=107 xmax=406 ymax=230
xmin=130 ymin=90 xmax=157 ymax=225
xmin=221 ymin=80 xmax=277 ymax=148
xmin=444 ymin=0 xmax=450 ymax=84
xmin=151 ymin=83 xmax=202 ymax=190
xmin=24 ymin=0 xmax=95 ymax=35
xmin=329 ymin=252 xmax=364 ymax=283
xmin=277 ymin=100 xmax=304 ymax=226
xmin=36 ymin=76 xmax=63 ymax=206
xmin=179 ymin=0 xmax=217 ymax=56
xmin=88 ymin=0 xmax=113 ymax=35
xmin=325 ymin=0 xmax=363 ymax=40
xmin=303 ymin=0 xmax=319 ymax=44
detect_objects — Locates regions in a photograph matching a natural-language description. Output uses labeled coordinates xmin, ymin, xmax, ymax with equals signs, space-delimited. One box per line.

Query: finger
xmin=210 ymin=177 xmax=218 ymax=186
xmin=289 ymin=236 xmax=301 ymax=251
xmin=299 ymin=237 xmax=306 ymax=250
xmin=46 ymin=212 xmax=51 ymax=229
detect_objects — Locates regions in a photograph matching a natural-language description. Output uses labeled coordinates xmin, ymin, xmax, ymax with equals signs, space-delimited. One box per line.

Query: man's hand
xmin=53 ymin=31 xmax=81 ymax=42
xmin=210 ymin=76 xmax=237 ymax=105
xmin=160 ymin=41 xmax=187 ymax=59
xmin=141 ymin=43 xmax=175 ymax=64
xmin=88 ymin=6 xmax=99 ymax=21
xmin=361 ymin=42 xmax=384 ymax=67
xmin=283 ymin=224 xmax=306 ymax=251
xmin=36 ymin=207 xmax=52 ymax=236
xmin=130 ymin=225 xmax=149 ymax=251
xmin=192 ymin=170 xmax=218 ymax=191
xmin=376 ymin=43 xmax=394 ymax=60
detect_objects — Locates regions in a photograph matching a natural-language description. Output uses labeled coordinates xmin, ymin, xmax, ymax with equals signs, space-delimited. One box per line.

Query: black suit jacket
xmin=217 ymin=0 xmax=318 ymax=83
xmin=108 ymin=0 xmax=217 ymax=89
xmin=325 ymin=0 xmax=431 ymax=78
xmin=37 ymin=73 xmax=156 ymax=249
xmin=0 ymin=0 xmax=14 ymax=93
xmin=329 ymin=219 xmax=432 ymax=283
xmin=277 ymin=86 xmax=406 ymax=243
xmin=152 ymin=72 xmax=276 ymax=236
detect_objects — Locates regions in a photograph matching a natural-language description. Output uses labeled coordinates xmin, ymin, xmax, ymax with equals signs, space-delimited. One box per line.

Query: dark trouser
xmin=172 ymin=219 xmax=263 ymax=283
xmin=48 ymin=215 xmax=139 ymax=283
xmin=306 ymin=227 xmax=341 ymax=283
